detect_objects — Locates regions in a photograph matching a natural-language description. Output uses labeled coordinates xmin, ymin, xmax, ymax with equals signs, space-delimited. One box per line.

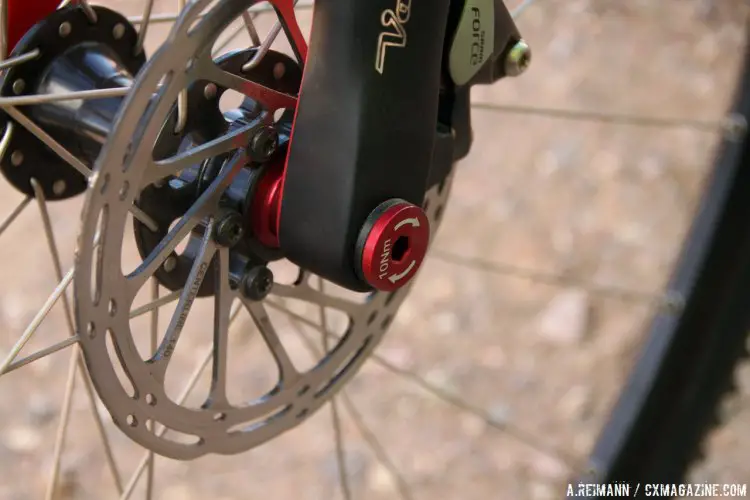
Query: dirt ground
xmin=0 ymin=0 xmax=749 ymax=499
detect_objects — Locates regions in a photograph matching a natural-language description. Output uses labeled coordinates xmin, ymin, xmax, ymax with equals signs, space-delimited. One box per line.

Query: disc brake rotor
xmin=74 ymin=0 xmax=453 ymax=460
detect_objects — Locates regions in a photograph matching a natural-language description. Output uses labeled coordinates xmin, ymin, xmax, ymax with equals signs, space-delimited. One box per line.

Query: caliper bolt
xmin=214 ymin=212 xmax=244 ymax=247
xmin=504 ymin=39 xmax=532 ymax=77
xmin=242 ymin=266 xmax=274 ymax=301
xmin=249 ymin=126 xmax=279 ymax=163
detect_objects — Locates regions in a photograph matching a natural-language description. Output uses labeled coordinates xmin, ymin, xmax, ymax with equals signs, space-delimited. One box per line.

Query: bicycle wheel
xmin=2 ymin=1 xmax=749 ymax=499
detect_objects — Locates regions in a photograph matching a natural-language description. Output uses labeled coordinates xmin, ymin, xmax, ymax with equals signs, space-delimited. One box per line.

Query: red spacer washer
xmin=357 ymin=199 xmax=430 ymax=292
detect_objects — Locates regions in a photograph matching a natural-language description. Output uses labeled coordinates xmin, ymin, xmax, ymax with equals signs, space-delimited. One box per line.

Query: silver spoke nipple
xmin=59 ymin=22 xmax=72 ymax=38
xmin=112 ymin=23 xmax=126 ymax=40
xmin=10 ymin=150 xmax=24 ymax=166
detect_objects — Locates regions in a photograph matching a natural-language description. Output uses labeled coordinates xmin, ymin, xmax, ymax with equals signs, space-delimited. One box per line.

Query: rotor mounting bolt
xmin=504 ymin=39 xmax=532 ymax=77
xmin=249 ymin=126 xmax=279 ymax=163
xmin=214 ymin=212 xmax=245 ymax=247
xmin=356 ymin=199 xmax=430 ymax=292
xmin=242 ymin=266 xmax=275 ymax=301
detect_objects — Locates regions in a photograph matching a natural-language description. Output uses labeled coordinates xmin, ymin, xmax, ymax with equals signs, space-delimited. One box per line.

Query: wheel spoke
xmin=130 ymin=288 xmax=183 ymax=319
xmin=0 ymin=266 xmax=73 ymax=374
xmin=339 ymin=393 xmax=414 ymax=500
xmin=134 ymin=0 xmax=156 ymax=56
xmin=31 ymin=179 xmax=124 ymax=498
xmin=317 ymin=278 xmax=353 ymax=500
xmin=1 ymin=336 xmax=78 ymax=375
xmin=472 ymin=102 xmax=728 ymax=133
xmin=242 ymin=0 xmax=305 ymax=71
xmin=0 ymin=0 xmax=7 ymax=61
xmin=289 ymin=306 xmax=413 ymax=500
xmin=4 ymin=106 xmax=90 ymax=176
xmin=0 ymin=87 xmax=130 ymax=107
xmin=129 ymin=157 xmax=243 ymax=290
xmin=149 ymin=120 xmax=263 ymax=184
xmin=268 ymin=299 xmax=579 ymax=469
xmin=0 ymin=196 xmax=30 ymax=237
xmin=43 ymin=351 xmax=78 ymax=500
xmin=242 ymin=10 xmax=262 ymax=46
xmin=430 ymin=249 xmax=677 ymax=308
xmin=151 ymin=219 xmax=217 ymax=378
xmin=197 ymin=56 xmax=297 ymax=111
xmin=77 ymin=0 xmax=98 ymax=23
xmin=174 ymin=0 xmax=188 ymax=134
xmin=511 ymin=0 xmax=541 ymax=18
xmin=272 ymin=282 xmax=360 ymax=314
xmin=127 ymin=1 xmax=314 ymax=26
xmin=0 ymin=48 xmax=39 ymax=71
xmin=120 ymin=302 xmax=245 ymax=500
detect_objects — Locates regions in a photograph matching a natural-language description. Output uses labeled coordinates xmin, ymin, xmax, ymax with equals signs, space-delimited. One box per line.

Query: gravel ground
xmin=0 ymin=1 xmax=749 ymax=499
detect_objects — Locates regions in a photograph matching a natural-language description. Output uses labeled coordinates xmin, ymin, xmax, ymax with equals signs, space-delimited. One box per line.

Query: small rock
xmin=637 ymin=155 xmax=666 ymax=181
xmin=367 ymin=463 xmax=396 ymax=494
xmin=529 ymin=452 xmax=569 ymax=481
xmin=559 ymin=384 xmax=593 ymax=421
xmin=378 ymin=346 xmax=415 ymax=371
xmin=432 ymin=311 xmax=459 ymax=335
xmin=536 ymin=289 xmax=590 ymax=344
xmin=28 ymin=394 xmax=56 ymax=426
xmin=478 ymin=345 xmax=507 ymax=369
xmin=160 ymin=484 xmax=194 ymax=500
xmin=528 ymin=481 xmax=556 ymax=500
xmin=424 ymin=369 xmax=456 ymax=394
xmin=55 ymin=468 xmax=80 ymax=500
xmin=3 ymin=424 xmax=42 ymax=452
xmin=460 ymin=413 xmax=487 ymax=438
xmin=322 ymin=449 xmax=368 ymax=488
xmin=488 ymin=403 xmax=512 ymax=426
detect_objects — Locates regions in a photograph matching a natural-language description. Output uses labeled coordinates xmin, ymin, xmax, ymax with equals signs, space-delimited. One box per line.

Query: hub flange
xmin=0 ymin=5 xmax=144 ymax=200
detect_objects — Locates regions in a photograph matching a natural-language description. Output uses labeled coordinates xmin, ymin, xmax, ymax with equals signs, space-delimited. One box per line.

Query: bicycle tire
xmin=577 ymin=24 xmax=750 ymax=491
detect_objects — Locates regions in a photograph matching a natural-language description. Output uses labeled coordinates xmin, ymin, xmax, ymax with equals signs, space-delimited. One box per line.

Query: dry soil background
xmin=0 ymin=0 xmax=749 ymax=499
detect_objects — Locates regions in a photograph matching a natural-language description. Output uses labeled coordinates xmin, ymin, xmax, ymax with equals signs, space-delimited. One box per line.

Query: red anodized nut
xmin=357 ymin=199 xmax=430 ymax=292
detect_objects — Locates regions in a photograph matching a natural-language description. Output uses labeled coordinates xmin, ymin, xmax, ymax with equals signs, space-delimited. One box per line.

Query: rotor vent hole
xmin=91 ymin=205 xmax=109 ymax=306
xmin=225 ymin=304 xmax=279 ymax=406
xmin=266 ymin=259 xmax=301 ymax=286
xmin=159 ymin=427 xmax=202 ymax=445
xmin=105 ymin=328 xmax=136 ymax=398
xmin=315 ymin=335 xmax=373 ymax=399
xmin=167 ymin=218 xmax=192 ymax=255
xmin=391 ymin=236 xmax=410 ymax=263
xmin=219 ymin=89 xmax=246 ymax=114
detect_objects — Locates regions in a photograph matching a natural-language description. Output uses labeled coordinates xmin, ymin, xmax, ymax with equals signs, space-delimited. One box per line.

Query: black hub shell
xmin=132 ymin=49 xmax=302 ymax=296
xmin=0 ymin=5 xmax=145 ymax=200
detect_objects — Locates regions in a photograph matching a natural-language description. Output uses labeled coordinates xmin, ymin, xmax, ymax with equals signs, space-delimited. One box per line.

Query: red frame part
xmin=6 ymin=0 xmax=62 ymax=52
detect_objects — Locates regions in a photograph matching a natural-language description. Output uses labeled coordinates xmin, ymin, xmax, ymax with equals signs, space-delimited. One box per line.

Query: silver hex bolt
xmin=504 ymin=40 xmax=532 ymax=77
